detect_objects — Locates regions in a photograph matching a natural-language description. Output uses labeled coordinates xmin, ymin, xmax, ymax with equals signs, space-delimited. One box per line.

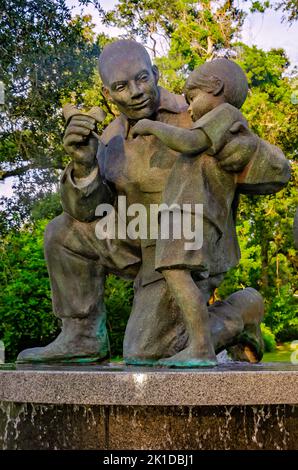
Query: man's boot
xmin=209 ymin=287 xmax=265 ymax=363
xmin=17 ymin=212 xmax=110 ymax=364
xmin=17 ymin=314 xmax=109 ymax=363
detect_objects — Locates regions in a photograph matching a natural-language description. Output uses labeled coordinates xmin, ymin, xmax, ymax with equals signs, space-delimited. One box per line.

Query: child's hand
xmin=131 ymin=119 xmax=153 ymax=137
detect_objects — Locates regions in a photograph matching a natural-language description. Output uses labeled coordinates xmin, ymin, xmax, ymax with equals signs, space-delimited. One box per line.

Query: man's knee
xmin=44 ymin=212 xmax=72 ymax=254
xmin=227 ymin=287 xmax=264 ymax=323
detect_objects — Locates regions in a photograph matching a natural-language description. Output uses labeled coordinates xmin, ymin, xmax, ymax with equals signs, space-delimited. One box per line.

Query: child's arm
xmin=131 ymin=119 xmax=210 ymax=155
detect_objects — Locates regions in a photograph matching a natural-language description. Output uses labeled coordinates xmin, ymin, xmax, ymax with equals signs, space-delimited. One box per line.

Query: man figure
xmin=17 ymin=40 xmax=290 ymax=364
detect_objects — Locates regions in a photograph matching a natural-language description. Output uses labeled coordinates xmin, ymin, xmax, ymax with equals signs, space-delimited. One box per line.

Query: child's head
xmin=184 ymin=58 xmax=248 ymax=121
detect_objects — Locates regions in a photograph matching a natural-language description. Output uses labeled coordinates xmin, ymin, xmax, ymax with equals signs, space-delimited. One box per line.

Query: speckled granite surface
xmin=0 ymin=362 xmax=297 ymax=405
xmin=1 ymin=363 xmax=297 ymax=449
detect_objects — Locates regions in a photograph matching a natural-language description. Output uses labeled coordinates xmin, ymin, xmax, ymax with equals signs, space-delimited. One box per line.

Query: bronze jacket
xmin=60 ymin=87 xmax=291 ymax=284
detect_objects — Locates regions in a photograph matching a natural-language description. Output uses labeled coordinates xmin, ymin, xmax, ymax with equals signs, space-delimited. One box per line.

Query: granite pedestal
xmin=0 ymin=362 xmax=297 ymax=450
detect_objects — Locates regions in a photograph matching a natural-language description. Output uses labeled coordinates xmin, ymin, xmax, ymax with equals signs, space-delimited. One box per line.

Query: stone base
xmin=1 ymin=402 xmax=298 ymax=450
xmin=0 ymin=363 xmax=298 ymax=450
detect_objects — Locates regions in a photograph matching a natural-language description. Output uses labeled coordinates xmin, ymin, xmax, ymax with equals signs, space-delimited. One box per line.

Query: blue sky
xmin=1 ymin=0 xmax=297 ymax=198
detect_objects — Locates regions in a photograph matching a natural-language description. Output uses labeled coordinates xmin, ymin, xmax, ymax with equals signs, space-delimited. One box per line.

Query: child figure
xmin=132 ymin=58 xmax=250 ymax=367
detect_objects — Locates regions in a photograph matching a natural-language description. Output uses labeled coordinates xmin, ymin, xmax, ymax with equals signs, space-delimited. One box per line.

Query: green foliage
xmin=236 ymin=44 xmax=298 ymax=157
xmin=261 ymin=324 xmax=277 ymax=352
xmin=232 ymin=44 xmax=298 ymax=343
xmin=265 ymin=285 xmax=298 ymax=341
xmin=104 ymin=275 xmax=134 ymax=357
xmin=65 ymin=34 xmax=121 ymax=126
xmin=101 ymin=0 xmax=246 ymax=94
xmin=218 ymin=166 xmax=298 ymax=343
xmin=248 ymin=0 xmax=298 ymax=23
xmin=0 ymin=0 xmax=101 ymax=225
xmin=31 ymin=193 xmax=63 ymax=223
xmin=249 ymin=1 xmax=270 ymax=14
xmin=0 ymin=221 xmax=59 ymax=361
xmin=277 ymin=0 xmax=298 ymax=23
xmin=217 ymin=42 xmax=298 ymax=345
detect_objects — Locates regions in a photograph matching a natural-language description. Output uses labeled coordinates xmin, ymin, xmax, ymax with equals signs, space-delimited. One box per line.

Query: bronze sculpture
xmin=17 ymin=40 xmax=290 ymax=366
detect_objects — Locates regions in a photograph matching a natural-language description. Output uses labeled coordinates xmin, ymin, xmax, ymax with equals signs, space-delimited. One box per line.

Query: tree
xmin=100 ymin=0 xmax=246 ymax=93
xmin=277 ymin=0 xmax=298 ymax=23
xmin=248 ymin=1 xmax=298 ymax=23
xmin=237 ymin=44 xmax=298 ymax=157
xmin=0 ymin=0 xmax=101 ymax=225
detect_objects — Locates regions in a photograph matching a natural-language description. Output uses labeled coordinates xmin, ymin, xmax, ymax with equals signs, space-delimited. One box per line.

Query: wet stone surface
xmin=0 ymin=402 xmax=106 ymax=450
xmin=1 ymin=361 xmax=298 ymax=373
xmin=1 ymin=363 xmax=297 ymax=449
xmin=107 ymin=404 xmax=298 ymax=450
xmin=1 ymin=361 xmax=298 ymax=372
xmin=0 ymin=402 xmax=298 ymax=450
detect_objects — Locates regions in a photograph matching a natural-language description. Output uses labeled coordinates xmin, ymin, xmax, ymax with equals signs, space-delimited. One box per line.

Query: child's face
xmin=186 ymin=87 xmax=221 ymax=121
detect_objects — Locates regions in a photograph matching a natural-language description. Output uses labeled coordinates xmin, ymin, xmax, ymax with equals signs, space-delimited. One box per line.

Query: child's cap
xmin=185 ymin=58 xmax=248 ymax=109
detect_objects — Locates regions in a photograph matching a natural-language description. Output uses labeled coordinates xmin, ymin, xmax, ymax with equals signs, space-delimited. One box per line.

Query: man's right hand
xmin=63 ymin=114 xmax=98 ymax=178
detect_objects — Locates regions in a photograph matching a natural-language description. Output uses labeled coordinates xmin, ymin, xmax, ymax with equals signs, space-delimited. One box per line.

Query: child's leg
xmin=160 ymin=268 xmax=217 ymax=367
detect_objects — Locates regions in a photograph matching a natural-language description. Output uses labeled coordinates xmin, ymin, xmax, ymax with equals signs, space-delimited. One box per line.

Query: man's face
xmin=102 ymin=55 xmax=160 ymax=120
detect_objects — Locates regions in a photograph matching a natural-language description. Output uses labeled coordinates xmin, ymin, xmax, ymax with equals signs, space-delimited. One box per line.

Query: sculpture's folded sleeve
xmin=193 ymin=102 xmax=291 ymax=194
xmin=192 ymin=103 xmax=246 ymax=155
xmin=236 ymin=138 xmax=291 ymax=194
xmin=60 ymin=157 xmax=114 ymax=222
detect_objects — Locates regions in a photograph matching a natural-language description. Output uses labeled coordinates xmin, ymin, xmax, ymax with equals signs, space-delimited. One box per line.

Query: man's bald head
xmin=98 ymin=39 xmax=160 ymax=120
xmin=99 ymin=40 xmax=152 ymax=86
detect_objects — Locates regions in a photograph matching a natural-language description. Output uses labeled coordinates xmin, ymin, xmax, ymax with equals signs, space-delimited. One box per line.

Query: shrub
xmin=0 ymin=221 xmax=59 ymax=361
xmin=105 ymin=275 xmax=133 ymax=357
xmin=261 ymin=324 xmax=276 ymax=352
xmin=263 ymin=284 xmax=298 ymax=342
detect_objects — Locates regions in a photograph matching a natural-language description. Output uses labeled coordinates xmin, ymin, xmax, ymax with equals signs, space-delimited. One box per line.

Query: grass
xmin=263 ymin=342 xmax=297 ymax=363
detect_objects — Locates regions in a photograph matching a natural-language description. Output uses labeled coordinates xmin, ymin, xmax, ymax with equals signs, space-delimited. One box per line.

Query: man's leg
xmin=125 ymin=274 xmax=264 ymax=365
xmin=209 ymin=288 xmax=265 ymax=362
xmin=124 ymin=243 xmax=189 ymax=365
xmin=124 ymin=276 xmax=187 ymax=365
xmin=17 ymin=212 xmax=108 ymax=362
xmin=193 ymin=275 xmax=265 ymax=362
xmin=17 ymin=211 xmax=141 ymax=363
